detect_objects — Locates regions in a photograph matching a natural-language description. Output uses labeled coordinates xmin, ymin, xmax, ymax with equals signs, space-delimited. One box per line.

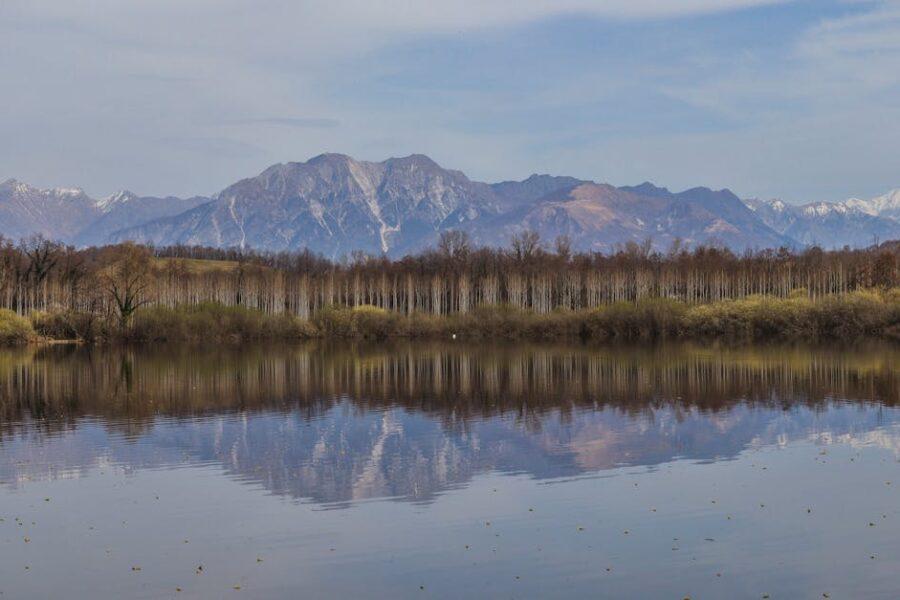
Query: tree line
xmin=2 ymin=344 xmax=897 ymax=428
xmin=0 ymin=232 xmax=896 ymax=323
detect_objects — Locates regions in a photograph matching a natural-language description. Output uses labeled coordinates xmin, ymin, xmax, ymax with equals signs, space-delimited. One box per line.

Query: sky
xmin=1 ymin=0 xmax=899 ymax=203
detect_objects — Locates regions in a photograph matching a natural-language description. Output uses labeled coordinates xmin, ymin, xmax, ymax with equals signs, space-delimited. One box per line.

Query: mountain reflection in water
xmin=0 ymin=342 xmax=897 ymax=507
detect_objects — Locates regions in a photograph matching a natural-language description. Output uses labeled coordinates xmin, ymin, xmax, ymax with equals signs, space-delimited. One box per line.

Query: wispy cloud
xmin=1 ymin=0 xmax=897 ymax=203
xmin=234 ymin=117 xmax=340 ymax=128
xmin=159 ymin=137 xmax=265 ymax=159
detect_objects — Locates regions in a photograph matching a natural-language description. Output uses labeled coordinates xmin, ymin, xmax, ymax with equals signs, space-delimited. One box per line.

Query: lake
xmin=0 ymin=341 xmax=898 ymax=599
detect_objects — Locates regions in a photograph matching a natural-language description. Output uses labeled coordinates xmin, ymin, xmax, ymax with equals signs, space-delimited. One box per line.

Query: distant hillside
xmin=108 ymin=154 xmax=794 ymax=255
xmin=2 ymin=155 xmax=897 ymax=254
xmin=75 ymin=191 xmax=210 ymax=247
xmin=0 ymin=179 xmax=208 ymax=246
xmin=467 ymin=182 xmax=793 ymax=253
xmin=745 ymin=197 xmax=900 ymax=248
xmin=0 ymin=179 xmax=98 ymax=241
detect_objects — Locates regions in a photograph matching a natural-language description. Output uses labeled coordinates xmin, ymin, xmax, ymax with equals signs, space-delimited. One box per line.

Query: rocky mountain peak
xmin=1 ymin=178 xmax=88 ymax=199
xmin=620 ymin=181 xmax=671 ymax=198
xmin=2 ymin=155 xmax=897 ymax=254
xmin=97 ymin=190 xmax=139 ymax=212
xmin=385 ymin=153 xmax=442 ymax=170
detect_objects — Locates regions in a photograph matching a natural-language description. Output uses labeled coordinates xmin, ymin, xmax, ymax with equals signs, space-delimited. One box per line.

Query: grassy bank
xmin=315 ymin=290 xmax=900 ymax=341
xmin=0 ymin=309 xmax=35 ymax=345
xmin=11 ymin=290 xmax=900 ymax=345
xmin=27 ymin=303 xmax=317 ymax=343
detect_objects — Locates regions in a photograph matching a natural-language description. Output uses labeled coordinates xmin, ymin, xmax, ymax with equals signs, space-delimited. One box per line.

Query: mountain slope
xmin=0 ymin=179 xmax=99 ymax=241
xmin=113 ymin=154 xmax=799 ymax=255
xmin=745 ymin=198 xmax=900 ymax=248
xmin=844 ymin=189 xmax=900 ymax=221
xmin=490 ymin=174 xmax=584 ymax=210
xmin=468 ymin=182 xmax=793 ymax=253
xmin=112 ymin=154 xmax=504 ymax=256
xmin=74 ymin=191 xmax=211 ymax=246
xmin=3 ymin=155 xmax=897 ymax=255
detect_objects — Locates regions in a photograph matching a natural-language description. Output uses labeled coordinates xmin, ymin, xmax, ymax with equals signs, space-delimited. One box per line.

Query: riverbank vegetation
xmin=16 ymin=289 xmax=900 ymax=343
xmin=0 ymin=309 xmax=34 ymax=345
xmin=0 ymin=232 xmax=897 ymax=344
xmin=287 ymin=291 xmax=900 ymax=341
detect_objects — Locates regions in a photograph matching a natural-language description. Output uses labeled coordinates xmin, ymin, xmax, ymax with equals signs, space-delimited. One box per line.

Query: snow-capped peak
xmin=52 ymin=187 xmax=86 ymax=197
xmin=802 ymin=202 xmax=846 ymax=217
xmin=96 ymin=190 xmax=138 ymax=212
xmin=844 ymin=189 xmax=900 ymax=219
xmin=1 ymin=178 xmax=34 ymax=194
xmin=1 ymin=179 xmax=86 ymax=199
xmin=742 ymin=197 xmax=785 ymax=212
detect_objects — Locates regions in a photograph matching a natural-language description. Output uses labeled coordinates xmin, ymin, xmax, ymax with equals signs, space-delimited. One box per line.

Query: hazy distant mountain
xmin=3 ymin=155 xmax=897 ymax=254
xmin=74 ymin=190 xmax=210 ymax=246
xmin=490 ymin=174 xmax=584 ymax=210
xmin=0 ymin=179 xmax=98 ymax=241
xmin=112 ymin=154 xmax=796 ymax=255
xmin=0 ymin=179 xmax=209 ymax=246
xmin=844 ymin=189 xmax=900 ymax=222
xmin=745 ymin=197 xmax=900 ymax=248
xmin=469 ymin=182 xmax=794 ymax=253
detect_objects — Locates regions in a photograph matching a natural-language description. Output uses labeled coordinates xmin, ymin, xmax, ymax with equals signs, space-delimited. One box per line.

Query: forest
xmin=0 ymin=231 xmax=897 ymax=344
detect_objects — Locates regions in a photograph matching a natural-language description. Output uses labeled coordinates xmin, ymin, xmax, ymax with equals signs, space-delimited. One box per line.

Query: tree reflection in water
xmin=0 ymin=341 xmax=897 ymax=506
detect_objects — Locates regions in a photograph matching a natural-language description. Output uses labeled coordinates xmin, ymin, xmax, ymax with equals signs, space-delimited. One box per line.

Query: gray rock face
xmin=113 ymin=154 xmax=504 ymax=256
xmin=111 ymin=154 xmax=797 ymax=255
xmin=3 ymin=154 xmax=898 ymax=254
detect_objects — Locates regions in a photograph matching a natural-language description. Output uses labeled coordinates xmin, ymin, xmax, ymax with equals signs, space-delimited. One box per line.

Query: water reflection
xmin=0 ymin=342 xmax=898 ymax=506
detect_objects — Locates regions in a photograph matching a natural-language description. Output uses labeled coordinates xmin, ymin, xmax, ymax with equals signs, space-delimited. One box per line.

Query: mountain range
xmin=2 ymin=153 xmax=898 ymax=256
xmin=744 ymin=192 xmax=900 ymax=249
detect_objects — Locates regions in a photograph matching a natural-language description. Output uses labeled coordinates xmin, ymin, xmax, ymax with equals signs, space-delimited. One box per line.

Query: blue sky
xmin=2 ymin=0 xmax=898 ymax=203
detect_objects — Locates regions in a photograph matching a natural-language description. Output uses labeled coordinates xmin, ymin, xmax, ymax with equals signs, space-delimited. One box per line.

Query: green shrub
xmin=682 ymin=296 xmax=821 ymax=339
xmin=312 ymin=305 xmax=357 ymax=337
xmin=586 ymin=299 xmax=686 ymax=339
xmin=351 ymin=305 xmax=400 ymax=339
xmin=30 ymin=310 xmax=100 ymax=341
xmin=415 ymin=305 xmax=584 ymax=340
xmin=313 ymin=305 xmax=401 ymax=339
xmin=680 ymin=291 xmax=899 ymax=340
xmin=811 ymin=290 xmax=895 ymax=338
xmin=8 ymin=290 xmax=898 ymax=344
xmin=125 ymin=303 xmax=318 ymax=342
xmin=397 ymin=312 xmax=443 ymax=338
xmin=0 ymin=309 xmax=35 ymax=345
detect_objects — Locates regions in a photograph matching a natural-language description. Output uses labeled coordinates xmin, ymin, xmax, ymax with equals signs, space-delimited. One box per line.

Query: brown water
xmin=0 ymin=341 xmax=898 ymax=599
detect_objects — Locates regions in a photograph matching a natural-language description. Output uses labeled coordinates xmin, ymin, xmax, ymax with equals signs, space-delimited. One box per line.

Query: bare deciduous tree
xmin=511 ymin=230 xmax=541 ymax=261
xmin=102 ymin=244 xmax=153 ymax=327
xmin=438 ymin=230 xmax=471 ymax=260
xmin=554 ymin=235 xmax=572 ymax=260
xmin=0 ymin=236 xmax=895 ymax=321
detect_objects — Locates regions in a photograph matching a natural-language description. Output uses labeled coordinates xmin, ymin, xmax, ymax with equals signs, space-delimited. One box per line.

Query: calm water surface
xmin=0 ymin=342 xmax=898 ymax=599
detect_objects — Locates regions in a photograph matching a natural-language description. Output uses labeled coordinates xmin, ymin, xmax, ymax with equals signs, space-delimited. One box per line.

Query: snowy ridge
xmin=802 ymin=202 xmax=848 ymax=217
xmin=2 ymin=160 xmax=898 ymax=253
xmin=748 ymin=189 xmax=900 ymax=223
xmin=96 ymin=190 xmax=138 ymax=213
xmin=844 ymin=189 xmax=900 ymax=219
xmin=742 ymin=191 xmax=900 ymax=249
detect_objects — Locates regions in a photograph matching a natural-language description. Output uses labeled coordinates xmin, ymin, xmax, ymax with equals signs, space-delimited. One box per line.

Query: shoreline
xmin=3 ymin=291 xmax=899 ymax=346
